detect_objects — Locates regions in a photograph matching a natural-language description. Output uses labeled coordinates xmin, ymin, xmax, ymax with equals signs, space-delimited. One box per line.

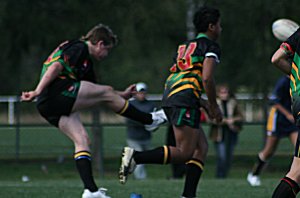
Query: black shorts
xmin=37 ymin=80 xmax=80 ymax=127
xmin=266 ymin=107 xmax=298 ymax=138
xmin=163 ymin=107 xmax=201 ymax=129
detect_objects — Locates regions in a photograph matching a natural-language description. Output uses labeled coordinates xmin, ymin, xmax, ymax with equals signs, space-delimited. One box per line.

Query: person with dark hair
xmin=247 ymin=75 xmax=298 ymax=187
xmin=21 ymin=23 xmax=167 ymax=198
xmin=271 ymin=28 xmax=300 ymax=198
xmin=119 ymin=6 xmax=223 ymax=197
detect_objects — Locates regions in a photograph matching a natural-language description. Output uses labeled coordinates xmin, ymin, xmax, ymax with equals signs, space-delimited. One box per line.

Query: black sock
xmin=118 ymin=101 xmax=152 ymax=124
xmin=134 ymin=146 xmax=170 ymax=164
xmin=74 ymin=151 xmax=98 ymax=192
xmin=182 ymin=159 xmax=204 ymax=198
xmin=272 ymin=177 xmax=300 ymax=198
xmin=252 ymin=155 xmax=266 ymax=175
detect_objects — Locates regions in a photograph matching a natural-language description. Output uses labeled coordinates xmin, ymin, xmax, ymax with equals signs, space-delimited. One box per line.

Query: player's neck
xmin=198 ymin=31 xmax=217 ymax=41
xmin=86 ymin=41 xmax=97 ymax=56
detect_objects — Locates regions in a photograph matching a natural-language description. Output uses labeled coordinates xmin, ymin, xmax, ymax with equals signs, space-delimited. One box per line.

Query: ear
xmin=208 ymin=23 xmax=215 ymax=31
xmin=96 ymin=40 xmax=105 ymax=48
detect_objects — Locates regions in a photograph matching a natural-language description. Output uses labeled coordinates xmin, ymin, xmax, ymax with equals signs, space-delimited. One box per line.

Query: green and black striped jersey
xmin=162 ymin=33 xmax=221 ymax=108
xmin=41 ymin=39 xmax=96 ymax=83
xmin=281 ymin=28 xmax=300 ymax=97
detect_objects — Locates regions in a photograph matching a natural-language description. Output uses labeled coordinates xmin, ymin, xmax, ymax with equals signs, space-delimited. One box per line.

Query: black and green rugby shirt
xmin=41 ymin=40 xmax=96 ymax=83
xmin=163 ymin=33 xmax=221 ymax=108
xmin=281 ymin=28 xmax=300 ymax=98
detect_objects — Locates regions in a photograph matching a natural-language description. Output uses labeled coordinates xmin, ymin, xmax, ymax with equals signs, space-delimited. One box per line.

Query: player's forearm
xmin=202 ymin=57 xmax=218 ymax=106
xmin=35 ymin=63 xmax=63 ymax=95
xmin=203 ymin=78 xmax=218 ymax=107
xmin=273 ymin=103 xmax=292 ymax=118
xmin=273 ymin=59 xmax=291 ymax=74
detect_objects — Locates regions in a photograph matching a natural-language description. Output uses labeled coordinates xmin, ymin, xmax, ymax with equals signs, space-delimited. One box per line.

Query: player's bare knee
xmin=195 ymin=138 xmax=208 ymax=157
xmin=259 ymin=152 xmax=272 ymax=161
xmin=100 ymin=85 xmax=113 ymax=95
xmin=182 ymin=149 xmax=195 ymax=161
xmin=102 ymin=85 xmax=114 ymax=92
xmin=100 ymin=85 xmax=117 ymax=101
xmin=200 ymin=139 xmax=209 ymax=154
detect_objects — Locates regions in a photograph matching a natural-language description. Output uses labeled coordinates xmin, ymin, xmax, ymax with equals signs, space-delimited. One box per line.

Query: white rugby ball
xmin=272 ymin=19 xmax=299 ymax=41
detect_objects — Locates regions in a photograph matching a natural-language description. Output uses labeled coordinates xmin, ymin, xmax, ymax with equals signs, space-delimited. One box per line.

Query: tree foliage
xmin=0 ymin=0 xmax=299 ymax=95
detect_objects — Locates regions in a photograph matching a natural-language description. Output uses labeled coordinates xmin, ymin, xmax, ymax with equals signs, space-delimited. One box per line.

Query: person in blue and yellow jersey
xmin=119 ymin=6 xmax=223 ymax=198
xmin=271 ymin=27 xmax=300 ymax=197
xmin=247 ymin=75 xmax=298 ymax=187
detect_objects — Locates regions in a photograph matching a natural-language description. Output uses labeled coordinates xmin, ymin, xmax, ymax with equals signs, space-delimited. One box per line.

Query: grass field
xmin=0 ymin=155 xmax=292 ymax=198
xmin=0 ymin=124 xmax=297 ymax=197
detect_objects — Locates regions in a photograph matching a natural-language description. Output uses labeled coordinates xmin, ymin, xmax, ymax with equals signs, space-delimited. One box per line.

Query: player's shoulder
xmin=61 ymin=39 xmax=88 ymax=56
xmin=194 ymin=36 xmax=220 ymax=51
xmin=63 ymin=39 xmax=86 ymax=49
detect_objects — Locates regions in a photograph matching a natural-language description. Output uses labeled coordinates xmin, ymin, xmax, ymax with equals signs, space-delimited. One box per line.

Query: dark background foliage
xmin=0 ymin=0 xmax=298 ymax=95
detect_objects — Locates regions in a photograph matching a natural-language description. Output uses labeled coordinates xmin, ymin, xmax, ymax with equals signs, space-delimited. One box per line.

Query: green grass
xmin=0 ymin=178 xmax=280 ymax=198
xmin=0 ymin=124 xmax=297 ymax=197
xmin=0 ymin=156 xmax=291 ymax=198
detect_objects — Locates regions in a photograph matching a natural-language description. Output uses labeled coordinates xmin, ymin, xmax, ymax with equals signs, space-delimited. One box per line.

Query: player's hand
xmin=223 ymin=118 xmax=234 ymax=125
xmin=209 ymin=104 xmax=223 ymax=123
xmin=286 ymin=114 xmax=295 ymax=123
xmin=21 ymin=91 xmax=38 ymax=102
xmin=121 ymin=84 xmax=137 ymax=100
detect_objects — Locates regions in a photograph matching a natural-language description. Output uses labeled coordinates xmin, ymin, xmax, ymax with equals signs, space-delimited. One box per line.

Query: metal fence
xmin=0 ymin=94 xmax=294 ymax=176
xmin=0 ymin=94 xmax=267 ymax=125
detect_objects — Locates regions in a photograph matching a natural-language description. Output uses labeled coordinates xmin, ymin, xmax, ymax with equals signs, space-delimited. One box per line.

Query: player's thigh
xmin=173 ymin=125 xmax=199 ymax=155
xmin=72 ymin=81 xmax=123 ymax=112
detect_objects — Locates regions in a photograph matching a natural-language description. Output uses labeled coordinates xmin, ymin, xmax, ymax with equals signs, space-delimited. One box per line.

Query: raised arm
xmin=271 ymin=48 xmax=291 ymax=75
xmin=21 ymin=62 xmax=64 ymax=102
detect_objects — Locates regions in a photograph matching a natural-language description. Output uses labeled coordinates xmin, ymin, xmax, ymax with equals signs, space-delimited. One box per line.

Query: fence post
xmin=91 ymin=108 xmax=104 ymax=178
xmin=15 ymin=98 xmax=20 ymax=161
xmin=8 ymin=97 xmax=15 ymax=125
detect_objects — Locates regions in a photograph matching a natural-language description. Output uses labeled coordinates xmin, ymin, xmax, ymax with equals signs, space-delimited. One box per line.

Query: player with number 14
xmin=119 ymin=6 xmax=223 ymax=198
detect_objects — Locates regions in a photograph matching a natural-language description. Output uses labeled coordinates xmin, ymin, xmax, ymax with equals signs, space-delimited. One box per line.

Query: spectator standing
xmin=126 ymin=82 xmax=156 ymax=180
xmin=209 ymin=84 xmax=243 ymax=178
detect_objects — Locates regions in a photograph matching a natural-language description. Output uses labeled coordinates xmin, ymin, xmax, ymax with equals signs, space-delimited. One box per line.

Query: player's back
xmin=162 ymin=35 xmax=220 ymax=108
